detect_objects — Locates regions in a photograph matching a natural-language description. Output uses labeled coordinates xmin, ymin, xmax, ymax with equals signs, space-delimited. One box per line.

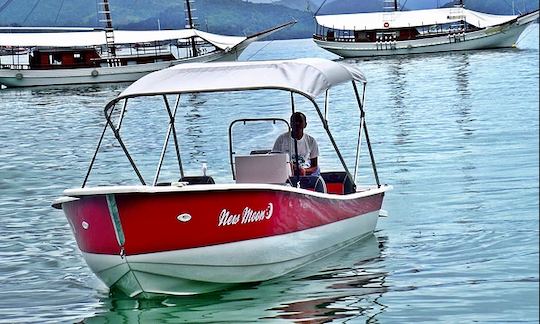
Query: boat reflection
xmin=83 ymin=234 xmax=388 ymax=323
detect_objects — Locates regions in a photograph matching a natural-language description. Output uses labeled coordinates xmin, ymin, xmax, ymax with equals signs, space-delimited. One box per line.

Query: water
xmin=0 ymin=25 xmax=538 ymax=323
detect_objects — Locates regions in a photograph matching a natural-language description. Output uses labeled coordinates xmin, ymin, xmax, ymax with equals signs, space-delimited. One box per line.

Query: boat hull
xmin=0 ymin=49 xmax=242 ymax=88
xmin=314 ymin=16 xmax=537 ymax=57
xmin=58 ymin=184 xmax=388 ymax=297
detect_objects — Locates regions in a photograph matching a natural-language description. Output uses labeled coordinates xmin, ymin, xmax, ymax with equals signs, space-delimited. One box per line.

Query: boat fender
xmin=383 ymin=22 xmax=390 ymax=28
xmin=91 ymin=70 xmax=99 ymax=77
xmin=177 ymin=213 xmax=192 ymax=223
xmin=15 ymin=72 xmax=23 ymax=80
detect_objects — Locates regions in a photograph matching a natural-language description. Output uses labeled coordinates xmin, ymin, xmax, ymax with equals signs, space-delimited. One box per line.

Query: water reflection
xmin=452 ymin=53 xmax=474 ymax=137
xmin=450 ymin=53 xmax=481 ymax=216
xmin=388 ymin=57 xmax=412 ymax=146
xmin=82 ymin=234 xmax=388 ymax=323
xmin=183 ymin=93 xmax=208 ymax=169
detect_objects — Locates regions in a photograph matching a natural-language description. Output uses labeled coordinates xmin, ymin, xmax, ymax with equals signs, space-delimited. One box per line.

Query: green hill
xmin=0 ymin=0 xmax=314 ymax=39
xmin=0 ymin=0 xmax=537 ymax=39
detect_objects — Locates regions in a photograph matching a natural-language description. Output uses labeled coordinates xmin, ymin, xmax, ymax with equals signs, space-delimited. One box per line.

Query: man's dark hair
xmin=290 ymin=112 xmax=307 ymax=124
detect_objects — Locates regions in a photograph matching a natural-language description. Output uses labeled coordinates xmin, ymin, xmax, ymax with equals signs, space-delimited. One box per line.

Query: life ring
xmin=383 ymin=22 xmax=390 ymax=28
xmin=91 ymin=70 xmax=99 ymax=77
xmin=15 ymin=72 xmax=23 ymax=80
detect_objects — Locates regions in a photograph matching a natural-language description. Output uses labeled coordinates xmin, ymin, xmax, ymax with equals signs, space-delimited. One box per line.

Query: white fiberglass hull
xmin=0 ymin=50 xmax=241 ymax=88
xmin=80 ymin=210 xmax=379 ymax=298
xmin=314 ymin=17 xmax=536 ymax=58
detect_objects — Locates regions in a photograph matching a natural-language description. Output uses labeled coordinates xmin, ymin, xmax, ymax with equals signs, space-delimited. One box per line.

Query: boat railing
xmin=314 ymin=21 xmax=472 ymax=43
xmin=0 ymin=63 xmax=30 ymax=70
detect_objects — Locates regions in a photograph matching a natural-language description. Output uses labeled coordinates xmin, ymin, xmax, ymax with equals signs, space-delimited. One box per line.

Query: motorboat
xmin=52 ymin=58 xmax=392 ymax=298
xmin=313 ymin=0 xmax=539 ymax=57
xmin=0 ymin=0 xmax=294 ymax=88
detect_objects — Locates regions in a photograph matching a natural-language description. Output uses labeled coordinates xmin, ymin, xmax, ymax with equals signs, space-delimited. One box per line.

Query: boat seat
xmin=288 ymin=175 xmax=327 ymax=193
xmin=235 ymin=153 xmax=291 ymax=184
xmin=320 ymin=171 xmax=356 ymax=195
xmin=179 ymin=175 xmax=215 ymax=185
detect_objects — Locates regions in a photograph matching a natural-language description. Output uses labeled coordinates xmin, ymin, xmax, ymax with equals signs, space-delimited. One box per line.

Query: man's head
xmin=290 ymin=112 xmax=307 ymax=139
xmin=290 ymin=112 xmax=307 ymax=127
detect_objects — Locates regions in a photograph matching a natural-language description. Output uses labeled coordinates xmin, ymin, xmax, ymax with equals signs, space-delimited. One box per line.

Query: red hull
xmin=63 ymin=188 xmax=384 ymax=256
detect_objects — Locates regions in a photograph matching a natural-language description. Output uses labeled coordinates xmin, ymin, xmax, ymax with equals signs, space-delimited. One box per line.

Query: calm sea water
xmin=0 ymin=25 xmax=538 ymax=323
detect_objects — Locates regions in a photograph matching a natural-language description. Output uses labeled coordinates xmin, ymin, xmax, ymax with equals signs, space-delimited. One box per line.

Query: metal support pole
xmin=82 ymin=102 xmax=117 ymax=188
xmin=309 ymin=96 xmax=352 ymax=179
xmin=291 ymin=92 xmax=300 ymax=186
xmin=352 ymin=82 xmax=365 ymax=183
xmin=116 ymin=98 xmax=128 ymax=131
xmin=164 ymin=95 xmax=184 ymax=179
xmin=103 ymin=102 xmax=146 ymax=185
xmin=153 ymin=94 xmax=182 ymax=185
xmin=324 ymin=89 xmax=329 ymax=122
xmin=352 ymin=82 xmax=381 ymax=187
xmin=363 ymin=123 xmax=381 ymax=188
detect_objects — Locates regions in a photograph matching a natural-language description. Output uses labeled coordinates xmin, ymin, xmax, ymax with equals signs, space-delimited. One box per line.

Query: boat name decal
xmin=218 ymin=203 xmax=273 ymax=227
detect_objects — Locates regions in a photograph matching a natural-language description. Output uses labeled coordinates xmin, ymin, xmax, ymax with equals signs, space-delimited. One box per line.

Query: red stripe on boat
xmin=64 ymin=189 xmax=383 ymax=255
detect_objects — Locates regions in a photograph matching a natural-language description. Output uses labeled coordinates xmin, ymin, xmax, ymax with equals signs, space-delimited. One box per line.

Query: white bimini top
xmin=116 ymin=58 xmax=367 ymax=102
xmin=315 ymin=7 xmax=518 ymax=31
xmin=0 ymin=28 xmax=246 ymax=50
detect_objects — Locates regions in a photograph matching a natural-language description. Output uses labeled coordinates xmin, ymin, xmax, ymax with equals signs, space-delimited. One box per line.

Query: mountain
xmin=123 ymin=0 xmax=314 ymax=39
xmin=0 ymin=0 xmax=314 ymax=39
xmin=0 ymin=0 xmax=537 ymax=40
xmin=316 ymin=0 xmax=539 ymax=15
xmin=273 ymin=0 xmax=318 ymax=13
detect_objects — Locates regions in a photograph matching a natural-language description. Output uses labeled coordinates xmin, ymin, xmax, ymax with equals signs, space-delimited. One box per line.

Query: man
xmin=273 ymin=112 xmax=319 ymax=176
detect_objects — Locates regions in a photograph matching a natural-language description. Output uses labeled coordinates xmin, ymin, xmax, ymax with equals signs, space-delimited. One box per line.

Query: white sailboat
xmin=0 ymin=0 xmax=294 ymax=88
xmin=313 ymin=0 xmax=538 ymax=57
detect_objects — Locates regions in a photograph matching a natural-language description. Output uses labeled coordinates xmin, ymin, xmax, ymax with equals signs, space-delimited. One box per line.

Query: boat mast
xmin=184 ymin=0 xmax=198 ymax=57
xmin=99 ymin=0 xmax=116 ymax=57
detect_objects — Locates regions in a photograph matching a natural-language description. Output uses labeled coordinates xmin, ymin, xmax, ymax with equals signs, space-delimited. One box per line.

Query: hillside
xmin=316 ymin=0 xmax=539 ymax=15
xmin=122 ymin=0 xmax=314 ymax=39
xmin=0 ymin=0 xmax=537 ymax=40
xmin=0 ymin=0 xmax=313 ymax=39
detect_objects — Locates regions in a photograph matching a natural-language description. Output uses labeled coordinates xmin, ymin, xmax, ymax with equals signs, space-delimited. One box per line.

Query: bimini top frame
xmin=82 ymin=58 xmax=380 ymax=188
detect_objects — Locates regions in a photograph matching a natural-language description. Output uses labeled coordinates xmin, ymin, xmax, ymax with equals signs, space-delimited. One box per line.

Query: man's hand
xmin=293 ymin=165 xmax=307 ymax=176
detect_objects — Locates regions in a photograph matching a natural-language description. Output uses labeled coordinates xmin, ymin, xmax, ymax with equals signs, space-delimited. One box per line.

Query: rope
xmin=0 ymin=0 xmax=14 ymax=14
xmin=400 ymin=0 xmax=408 ymax=11
xmin=22 ymin=0 xmax=41 ymax=25
xmin=246 ymin=39 xmax=275 ymax=61
xmin=54 ymin=0 xmax=65 ymax=25
xmin=314 ymin=0 xmax=328 ymax=16
xmin=500 ymin=0 xmax=524 ymax=15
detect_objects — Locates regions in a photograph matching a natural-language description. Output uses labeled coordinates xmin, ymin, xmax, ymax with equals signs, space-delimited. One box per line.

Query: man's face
xmin=291 ymin=115 xmax=306 ymax=133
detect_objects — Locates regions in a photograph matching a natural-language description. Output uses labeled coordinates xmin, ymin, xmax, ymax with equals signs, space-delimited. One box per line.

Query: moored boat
xmin=52 ymin=58 xmax=392 ymax=298
xmin=0 ymin=0 xmax=294 ymax=88
xmin=313 ymin=0 xmax=539 ymax=57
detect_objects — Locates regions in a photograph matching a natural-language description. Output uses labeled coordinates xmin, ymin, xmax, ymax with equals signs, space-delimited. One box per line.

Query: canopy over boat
xmin=0 ymin=28 xmax=246 ymax=50
xmin=315 ymin=7 xmax=518 ymax=30
xmin=116 ymin=58 xmax=367 ymax=102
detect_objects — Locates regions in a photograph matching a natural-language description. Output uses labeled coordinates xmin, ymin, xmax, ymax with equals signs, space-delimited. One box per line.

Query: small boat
xmin=0 ymin=0 xmax=294 ymax=88
xmin=313 ymin=0 xmax=539 ymax=57
xmin=52 ymin=58 xmax=392 ymax=298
